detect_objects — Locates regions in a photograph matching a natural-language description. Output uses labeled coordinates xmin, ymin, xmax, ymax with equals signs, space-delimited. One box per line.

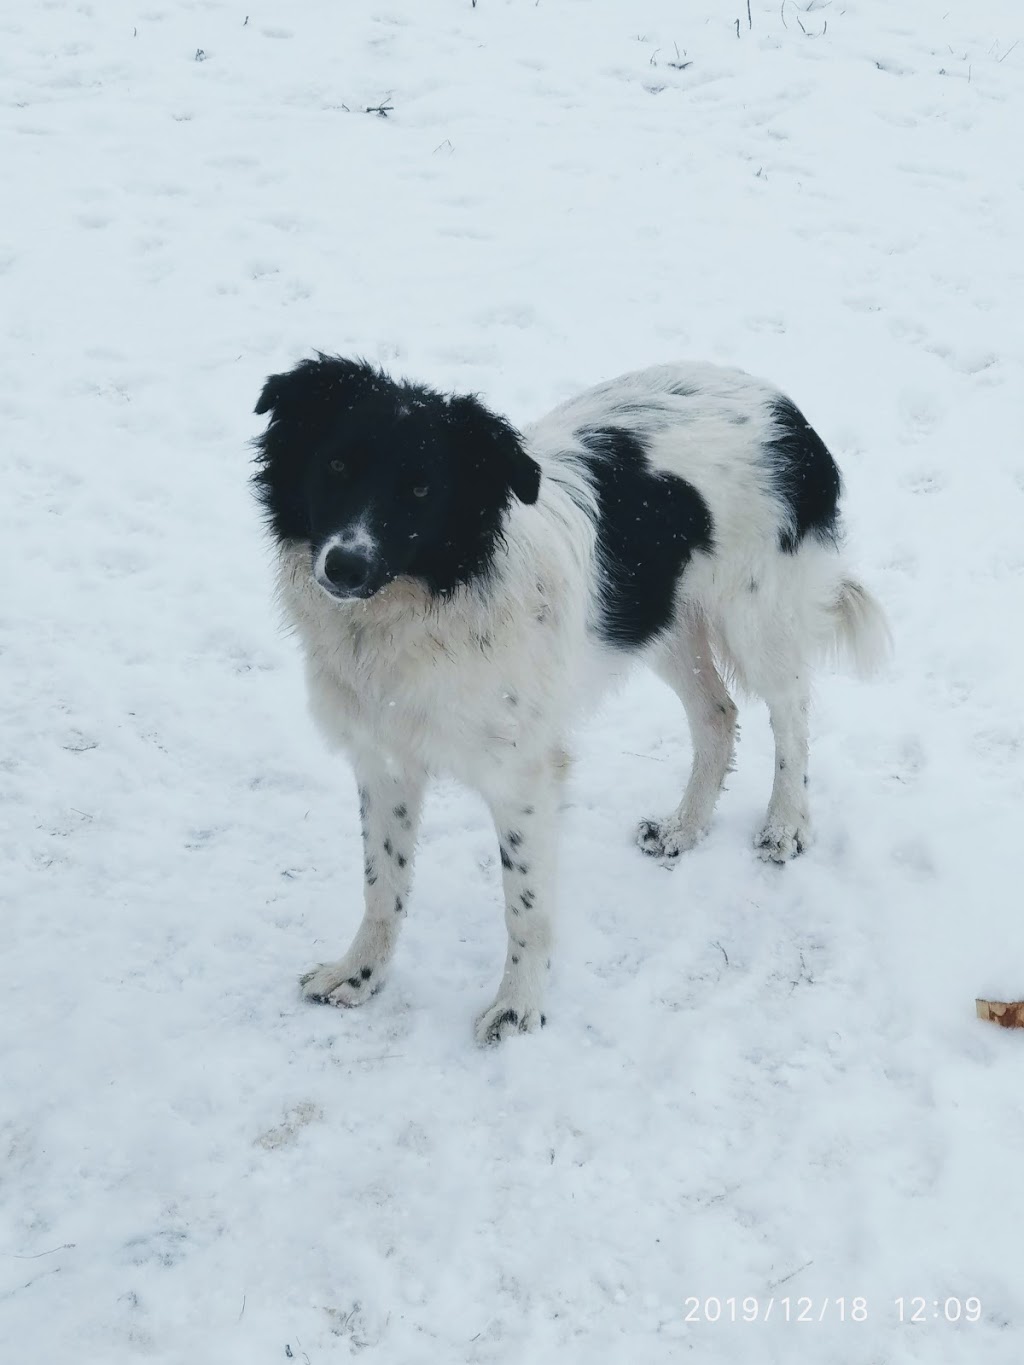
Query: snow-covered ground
xmin=3 ymin=1 xmax=1023 ymax=1360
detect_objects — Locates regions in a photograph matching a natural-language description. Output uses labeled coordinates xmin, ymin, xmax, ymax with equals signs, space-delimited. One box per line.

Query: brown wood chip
xmin=976 ymin=999 xmax=1024 ymax=1028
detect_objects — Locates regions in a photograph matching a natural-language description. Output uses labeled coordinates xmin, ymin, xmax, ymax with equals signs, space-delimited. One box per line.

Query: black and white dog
xmin=253 ymin=356 xmax=888 ymax=1043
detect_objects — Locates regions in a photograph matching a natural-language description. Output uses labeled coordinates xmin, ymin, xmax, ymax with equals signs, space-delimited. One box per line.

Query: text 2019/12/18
xmin=679 ymin=1296 xmax=982 ymax=1324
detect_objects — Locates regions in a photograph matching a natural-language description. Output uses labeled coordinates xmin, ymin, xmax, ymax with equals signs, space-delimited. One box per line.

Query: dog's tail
xmin=832 ymin=578 xmax=892 ymax=677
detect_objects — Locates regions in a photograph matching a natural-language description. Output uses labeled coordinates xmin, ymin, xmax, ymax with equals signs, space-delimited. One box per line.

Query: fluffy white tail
xmin=833 ymin=579 xmax=891 ymax=677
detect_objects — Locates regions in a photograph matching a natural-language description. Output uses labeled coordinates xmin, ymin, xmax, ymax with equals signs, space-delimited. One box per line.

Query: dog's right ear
xmin=254 ymin=373 xmax=285 ymax=416
xmin=254 ymin=354 xmax=382 ymax=420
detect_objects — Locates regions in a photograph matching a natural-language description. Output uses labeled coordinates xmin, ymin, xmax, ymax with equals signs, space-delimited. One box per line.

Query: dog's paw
xmin=636 ymin=816 xmax=705 ymax=865
xmin=754 ymin=819 xmax=810 ymax=864
xmin=474 ymin=997 xmax=546 ymax=1046
xmin=299 ymin=959 xmax=383 ymax=1008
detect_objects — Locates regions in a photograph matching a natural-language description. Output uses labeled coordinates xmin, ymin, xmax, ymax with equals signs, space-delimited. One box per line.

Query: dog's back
xmin=527 ymin=361 xmax=887 ymax=688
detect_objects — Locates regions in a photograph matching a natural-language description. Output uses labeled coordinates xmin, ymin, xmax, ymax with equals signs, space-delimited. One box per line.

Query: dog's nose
xmin=323 ymin=546 xmax=372 ymax=596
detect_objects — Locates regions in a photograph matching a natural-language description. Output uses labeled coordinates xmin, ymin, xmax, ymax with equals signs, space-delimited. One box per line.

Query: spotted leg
xmin=475 ymin=767 xmax=561 ymax=1044
xmin=754 ymin=681 xmax=811 ymax=863
xmin=300 ymin=765 xmax=426 ymax=1007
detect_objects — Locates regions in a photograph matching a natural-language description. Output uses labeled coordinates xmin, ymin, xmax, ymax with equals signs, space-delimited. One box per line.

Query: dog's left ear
xmin=448 ymin=394 xmax=541 ymax=506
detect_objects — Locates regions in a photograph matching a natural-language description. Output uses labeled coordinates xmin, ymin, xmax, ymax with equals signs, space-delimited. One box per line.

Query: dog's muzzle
xmin=317 ymin=545 xmax=384 ymax=600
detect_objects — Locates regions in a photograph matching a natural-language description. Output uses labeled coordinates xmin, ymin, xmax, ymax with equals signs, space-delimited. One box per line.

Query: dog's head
xmin=252 ymin=355 xmax=540 ymax=601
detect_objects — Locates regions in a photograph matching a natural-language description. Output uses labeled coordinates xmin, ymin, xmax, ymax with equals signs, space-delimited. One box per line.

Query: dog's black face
xmin=252 ymin=356 xmax=541 ymax=601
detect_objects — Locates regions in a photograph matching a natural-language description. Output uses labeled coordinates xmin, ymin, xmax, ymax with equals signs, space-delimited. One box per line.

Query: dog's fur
xmin=253 ymin=356 xmax=888 ymax=1043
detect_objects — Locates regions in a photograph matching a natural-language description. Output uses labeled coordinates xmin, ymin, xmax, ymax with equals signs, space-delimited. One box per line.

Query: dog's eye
xmin=329 ymin=459 xmax=346 ymax=474
xmin=412 ymin=485 xmax=429 ymax=498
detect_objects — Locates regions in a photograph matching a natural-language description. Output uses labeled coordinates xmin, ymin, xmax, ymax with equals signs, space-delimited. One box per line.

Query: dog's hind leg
xmin=637 ymin=610 xmax=738 ymax=863
xmin=300 ymin=764 xmax=426 ymax=1007
xmin=753 ymin=677 xmax=811 ymax=863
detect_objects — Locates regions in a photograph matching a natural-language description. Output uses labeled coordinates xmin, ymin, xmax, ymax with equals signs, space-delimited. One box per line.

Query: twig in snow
xmin=6 ymin=1243 xmax=75 ymax=1260
xmin=1 ymin=1266 xmax=62 ymax=1301
xmin=997 ymin=39 xmax=1019 ymax=62
xmin=332 ymin=1053 xmax=406 ymax=1066
xmin=748 ymin=0 xmax=753 ymax=29
xmin=194 ymin=48 xmax=206 ymax=61
xmin=767 ymin=1259 xmax=814 ymax=1290
xmin=366 ymin=97 xmax=394 ymax=117
xmin=735 ymin=18 xmax=740 ymax=37
xmin=796 ymin=13 xmax=827 ymax=36
xmin=780 ymin=0 xmax=789 ymax=28
xmin=238 ymin=1295 xmax=246 ymax=1321
xmin=789 ymin=948 xmax=814 ymax=993
xmin=713 ymin=941 xmax=730 ymax=966
xmin=667 ymin=43 xmax=692 ymax=70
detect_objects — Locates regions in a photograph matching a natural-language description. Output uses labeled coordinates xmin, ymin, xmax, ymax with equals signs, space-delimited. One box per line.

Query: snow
xmin=2 ymin=0 xmax=1023 ymax=1360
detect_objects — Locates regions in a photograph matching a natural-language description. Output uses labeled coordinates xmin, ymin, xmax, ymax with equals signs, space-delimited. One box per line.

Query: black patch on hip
xmin=763 ymin=396 xmax=842 ymax=553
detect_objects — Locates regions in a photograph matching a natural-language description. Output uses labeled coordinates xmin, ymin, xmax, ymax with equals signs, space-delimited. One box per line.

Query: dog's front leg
xmin=475 ymin=768 xmax=561 ymax=1044
xmin=300 ymin=764 xmax=425 ymax=1008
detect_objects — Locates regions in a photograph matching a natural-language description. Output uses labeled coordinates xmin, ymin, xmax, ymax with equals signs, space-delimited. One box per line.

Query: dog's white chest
xmin=288 ymin=589 xmax=535 ymax=782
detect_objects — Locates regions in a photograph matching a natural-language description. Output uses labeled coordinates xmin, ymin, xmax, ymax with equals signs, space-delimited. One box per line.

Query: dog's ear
xmin=252 ymin=356 xmax=383 ymax=543
xmin=448 ymin=394 xmax=541 ymax=506
xmin=254 ymin=354 xmax=381 ymax=419
xmin=507 ymin=438 xmax=541 ymax=505
xmin=254 ymin=373 xmax=285 ymax=416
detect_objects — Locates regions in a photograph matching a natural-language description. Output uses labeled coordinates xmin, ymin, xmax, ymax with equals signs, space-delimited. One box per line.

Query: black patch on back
xmin=575 ymin=426 xmax=714 ymax=650
xmin=763 ymin=397 xmax=842 ymax=553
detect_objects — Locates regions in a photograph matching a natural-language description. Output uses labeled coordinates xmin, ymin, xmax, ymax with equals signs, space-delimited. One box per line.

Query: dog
xmin=252 ymin=355 xmax=888 ymax=1043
